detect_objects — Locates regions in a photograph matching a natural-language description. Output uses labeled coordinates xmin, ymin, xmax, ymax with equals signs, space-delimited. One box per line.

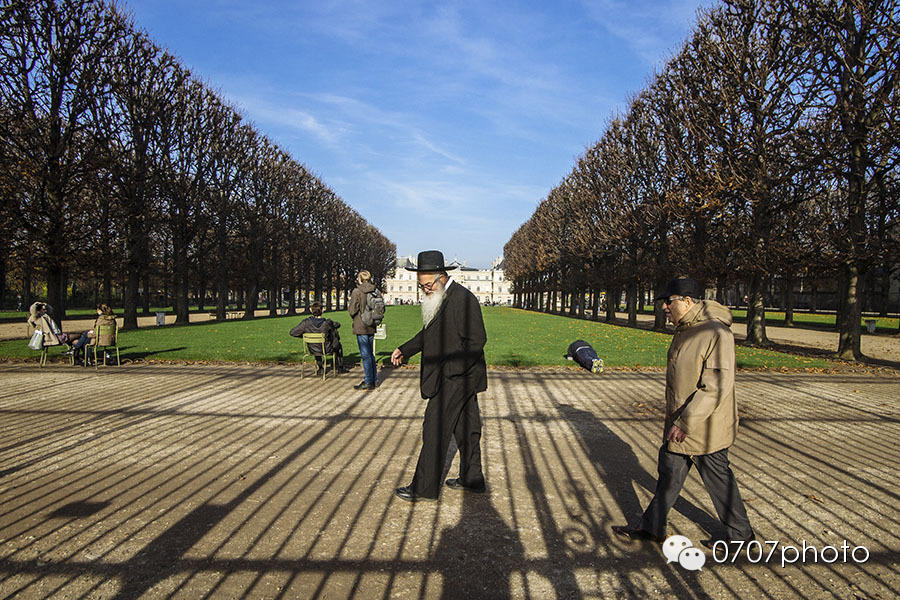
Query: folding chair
xmin=86 ymin=321 xmax=120 ymax=369
xmin=301 ymin=332 xmax=336 ymax=380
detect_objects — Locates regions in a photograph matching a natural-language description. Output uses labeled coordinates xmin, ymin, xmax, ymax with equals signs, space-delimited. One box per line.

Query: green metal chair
xmin=301 ymin=332 xmax=336 ymax=380
xmin=86 ymin=321 xmax=120 ymax=369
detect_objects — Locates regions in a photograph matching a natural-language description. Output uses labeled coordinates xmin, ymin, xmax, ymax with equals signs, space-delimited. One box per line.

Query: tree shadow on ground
xmin=117 ymin=346 xmax=188 ymax=361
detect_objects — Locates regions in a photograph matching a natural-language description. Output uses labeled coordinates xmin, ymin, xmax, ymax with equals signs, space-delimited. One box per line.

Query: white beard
xmin=421 ymin=285 xmax=446 ymax=327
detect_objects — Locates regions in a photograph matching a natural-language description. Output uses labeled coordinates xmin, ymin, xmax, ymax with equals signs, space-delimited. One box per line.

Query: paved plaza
xmin=0 ymin=364 xmax=897 ymax=599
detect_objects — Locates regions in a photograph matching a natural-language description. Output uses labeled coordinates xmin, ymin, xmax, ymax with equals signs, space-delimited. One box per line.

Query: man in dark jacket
xmin=290 ymin=302 xmax=344 ymax=376
xmin=390 ymin=250 xmax=488 ymax=502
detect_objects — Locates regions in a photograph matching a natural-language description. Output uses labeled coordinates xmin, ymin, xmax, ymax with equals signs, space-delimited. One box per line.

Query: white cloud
xmin=579 ymin=0 xmax=706 ymax=65
xmin=231 ymin=95 xmax=344 ymax=147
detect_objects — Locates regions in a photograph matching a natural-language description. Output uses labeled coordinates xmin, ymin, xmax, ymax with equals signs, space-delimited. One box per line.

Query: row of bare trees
xmin=504 ymin=0 xmax=899 ymax=359
xmin=0 ymin=0 xmax=395 ymax=329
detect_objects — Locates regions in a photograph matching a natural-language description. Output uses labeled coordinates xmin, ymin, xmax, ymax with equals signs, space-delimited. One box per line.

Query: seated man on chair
xmin=289 ymin=302 xmax=346 ymax=376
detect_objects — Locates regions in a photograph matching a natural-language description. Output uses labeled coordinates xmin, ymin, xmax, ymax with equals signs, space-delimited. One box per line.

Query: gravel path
xmin=0 ymin=364 xmax=896 ymax=599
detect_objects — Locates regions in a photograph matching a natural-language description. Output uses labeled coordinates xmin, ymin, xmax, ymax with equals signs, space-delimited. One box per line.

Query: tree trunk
xmin=46 ymin=263 xmax=66 ymax=322
xmin=244 ymin=280 xmax=258 ymax=319
xmin=215 ymin=228 xmax=228 ymax=321
xmin=173 ymin=236 xmax=190 ymax=324
xmin=23 ymin=254 xmax=33 ymax=307
xmin=837 ymin=262 xmax=862 ymax=360
xmin=0 ymin=236 xmax=7 ymax=308
xmin=626 ymin=282 xmax=637 ymax=326
xmin=123 ymin=267 xmax=140 ymax=330
xmin=878 ymin=268 xmax=890 ymax=317
xmin=783 ymin=275 xmax=795 ymax=328
xmin=287 ymin=255 xmax=297 ymax=316
xmin=746 ymin=273 xmax=769 ymax=346
xmin=605 ymin=287 xmax=618 ymax=323
xmin=653 ymin=277 xmax=668 ymax=331
xmin=325 ymin=264 xmax=333 ymax=312
xmin=141 ymin=271 xmax=151 ymax=315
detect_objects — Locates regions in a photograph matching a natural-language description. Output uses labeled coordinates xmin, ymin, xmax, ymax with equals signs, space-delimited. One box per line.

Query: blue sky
xmin=128 ymin=0 xmax=709 ymax=268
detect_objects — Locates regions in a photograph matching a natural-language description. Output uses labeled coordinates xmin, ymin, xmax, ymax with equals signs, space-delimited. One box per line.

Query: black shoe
xmin=700 ymin=533 xmax=755 ymax=550
xmin=353 ymin=382 xmax=375 ymax=390
xmin=395 ymin=485 xmax=437 ymax=503
xmin=611 ymin=525 xmax=665 ymax=544
xmin=445 ymin=478 xmax=486 ymax=493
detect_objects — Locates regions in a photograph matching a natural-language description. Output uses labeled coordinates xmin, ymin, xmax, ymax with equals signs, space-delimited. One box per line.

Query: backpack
xmin=361 ymin=290 xmax=385 ymax=327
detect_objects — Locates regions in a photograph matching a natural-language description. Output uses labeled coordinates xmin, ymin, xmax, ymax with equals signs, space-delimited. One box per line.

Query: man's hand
xmin=391 ymin=348 xmax=403 ymax=366
xmin=666 ymin=424 xmax=686 ymax=443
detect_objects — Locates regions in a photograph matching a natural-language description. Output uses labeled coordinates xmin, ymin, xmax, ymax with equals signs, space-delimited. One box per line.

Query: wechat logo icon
xmin=662 ymin=535 xmax=706 ymax=571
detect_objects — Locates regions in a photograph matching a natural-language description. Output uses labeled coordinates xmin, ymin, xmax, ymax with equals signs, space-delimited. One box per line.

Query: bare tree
xmin=801 ymin=0 xmax=899 ymax=358
xmin=0 ymin=0 xmax=125 ymax=319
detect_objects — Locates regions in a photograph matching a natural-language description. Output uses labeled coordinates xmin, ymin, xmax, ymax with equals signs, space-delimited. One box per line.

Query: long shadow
xmin=0 ymin=368 xmax=270 ymax=483
xmin=117 ymin=346 xmax=188 ymax=361
xmin=110 ymin=394 xmax=364 ymax=600
xmin=737 ymin=339 xmax=900 ymax=371
xmin=555 ymin=402 xmax=722 ymax=538
xmin=434 ymin=488 xmax=525 ymax=600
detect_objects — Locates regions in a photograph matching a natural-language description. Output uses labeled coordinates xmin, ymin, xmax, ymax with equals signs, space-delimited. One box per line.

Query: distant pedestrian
xmin=348 ymin=271 xmax=379 ymax=390
xmin=613 ymin=277 xmax=753 ymax=547
xmin=390 ymin=250 xmax=488 ymax=502
xmin=16 ymin=294 xmax=23 ymax=312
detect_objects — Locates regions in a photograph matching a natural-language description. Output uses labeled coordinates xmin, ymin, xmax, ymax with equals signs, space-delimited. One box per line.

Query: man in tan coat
xmin=613 ymin=277 xmax=753 ymax=547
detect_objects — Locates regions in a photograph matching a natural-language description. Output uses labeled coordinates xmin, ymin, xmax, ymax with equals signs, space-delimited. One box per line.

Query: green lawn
xmin=1 ymin=305 xmax=839 ymax=369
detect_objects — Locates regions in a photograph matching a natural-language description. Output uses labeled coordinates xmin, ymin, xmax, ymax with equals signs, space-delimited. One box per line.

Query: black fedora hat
xmin=655 ymin=277 xmax=703 ymax=302
xmin=406 ymin=250 xmax=457 ymax=272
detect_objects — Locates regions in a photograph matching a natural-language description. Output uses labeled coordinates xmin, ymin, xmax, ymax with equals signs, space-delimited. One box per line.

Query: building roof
xmin=392 ymin=255 xmax=504 ymax=272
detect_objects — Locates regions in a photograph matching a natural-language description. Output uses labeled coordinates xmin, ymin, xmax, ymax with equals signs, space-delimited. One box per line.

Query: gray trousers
xmin=640 ymin=445 xmax=753 ymax=540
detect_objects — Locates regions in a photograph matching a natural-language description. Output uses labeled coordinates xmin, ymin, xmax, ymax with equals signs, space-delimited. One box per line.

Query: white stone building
xmin=385 ymin=256 xmax=513 ymax=306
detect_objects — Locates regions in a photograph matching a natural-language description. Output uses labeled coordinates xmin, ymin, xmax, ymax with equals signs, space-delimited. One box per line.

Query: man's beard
xmin=421 ymin=285 xmax=446 ymax=327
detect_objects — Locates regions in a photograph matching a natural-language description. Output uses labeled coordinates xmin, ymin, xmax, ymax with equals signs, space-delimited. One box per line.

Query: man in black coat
xmin=391 ymin=250 xmax=488 ymax=502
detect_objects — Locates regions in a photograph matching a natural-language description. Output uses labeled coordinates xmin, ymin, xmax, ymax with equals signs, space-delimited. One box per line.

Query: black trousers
xmin=640 ymin=445 xmax=753 ymax=540
xmin=410 ymin=384 xmax=484 ymax=498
